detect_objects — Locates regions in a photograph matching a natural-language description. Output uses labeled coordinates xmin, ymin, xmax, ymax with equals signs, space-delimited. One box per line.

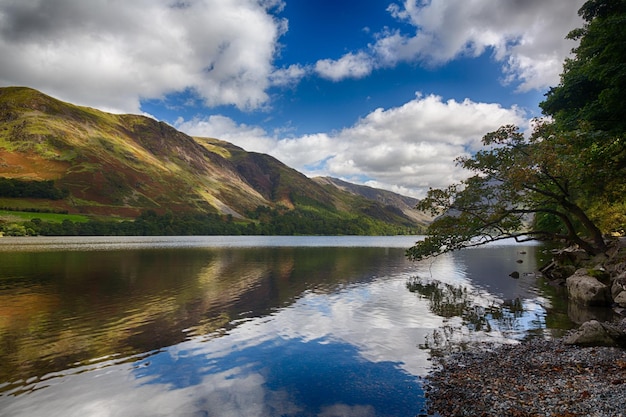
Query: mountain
xmin=313 ymin=177 xmax=433 ymax=224
xmin=0 ymin=87 xmax=427 ymax=233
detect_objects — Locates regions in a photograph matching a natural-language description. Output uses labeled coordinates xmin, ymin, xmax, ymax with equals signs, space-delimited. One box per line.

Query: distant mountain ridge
xmin=0 ymin=86 xmax=428 ymax=232
xmin=313 ymin=176 xmax=432 ymax=224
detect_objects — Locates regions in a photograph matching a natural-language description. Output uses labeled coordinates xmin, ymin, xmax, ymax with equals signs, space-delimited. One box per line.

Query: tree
xmin=540 ymin=0 xmax=626 ymax=227
xmin=407 ymin=0 xmax=626 ymax=261
xmin=406 ymin=122 xmax=609 ymax=261
xmin=541 ymin=0 xmax=626 ymax=134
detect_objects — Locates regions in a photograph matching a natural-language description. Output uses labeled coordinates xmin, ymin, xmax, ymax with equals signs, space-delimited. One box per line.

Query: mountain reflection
xmin=0 ymin=245 xmax=410 ymax=386
xmin=0 ymin=237 xmax=578 ymax=417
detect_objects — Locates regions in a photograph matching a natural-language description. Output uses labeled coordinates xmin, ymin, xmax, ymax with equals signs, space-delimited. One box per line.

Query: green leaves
xmin=407 ymin=123 xmax=610 ymax=261
xmin=542 ymin=0 xmax=626 ymax=134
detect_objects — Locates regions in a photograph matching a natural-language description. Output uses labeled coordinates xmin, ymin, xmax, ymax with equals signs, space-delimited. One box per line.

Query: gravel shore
xmin=424 ymin=320 xmax=626 ymax=417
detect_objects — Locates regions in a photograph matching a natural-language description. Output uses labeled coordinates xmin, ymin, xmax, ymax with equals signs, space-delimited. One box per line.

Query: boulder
xmin=564 ymin=320 xmax=626 ymax=348
xmin=614 ymin=291 xmax=626 ymax=308
xmin=566 ymin=269 xmax=611 ymax=306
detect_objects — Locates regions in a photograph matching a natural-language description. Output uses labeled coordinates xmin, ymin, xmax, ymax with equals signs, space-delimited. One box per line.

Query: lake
xmin=0 ymin=236 xmax=574 ymax=417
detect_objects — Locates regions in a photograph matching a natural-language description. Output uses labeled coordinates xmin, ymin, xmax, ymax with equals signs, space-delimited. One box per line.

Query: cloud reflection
xmin=134 ymin=335 xmax=426 ymax=417
xmin=0 ymin=241 xmax=557 ymax=417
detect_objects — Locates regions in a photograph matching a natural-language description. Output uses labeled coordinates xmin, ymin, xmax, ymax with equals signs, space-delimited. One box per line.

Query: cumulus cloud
xmin=323 ymin=94 xmax=526 ymax=196
xmin=176 ymin=114 xmax=278 ymax=153
xmin=269 ymin=63 xmax=308 ymax=87
xmin=177 ymin=93 xmax=526 ymax=198
xmin=323 ymin=0 xmax=585 ymax=90
xmin=0 ymin=0 xmax=286 ymax=113
xmin=315 ymin=52 xmax=374 ymax=81
xmin=0 ymin=0 xmax=586 ymax=113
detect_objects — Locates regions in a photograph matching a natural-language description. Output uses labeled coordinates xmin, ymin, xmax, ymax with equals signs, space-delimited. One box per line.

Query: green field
xmin=0 ymin=210 xmax=91 ymax=223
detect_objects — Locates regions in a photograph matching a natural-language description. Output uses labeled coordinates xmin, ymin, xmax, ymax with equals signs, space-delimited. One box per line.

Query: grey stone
xmin=564 ymin=320 xmax=626 ymax=347
xmin=614 ymin=291 xmax=626 ymax=308
xmin=611 ymin=272 xmax=626 ymax=299
xmin=566 ymin=269 xmax=611 ymax=306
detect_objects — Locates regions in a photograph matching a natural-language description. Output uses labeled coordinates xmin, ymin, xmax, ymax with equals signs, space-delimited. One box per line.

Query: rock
xmin=540 ymin=260 xmax=576 ymax=281
xmin=611 ymin=272 xmax=626 ymax=299
xmin=564 ymin=320 xmax=626 ymax=348
xmin=566 ymin=269 xmax=611 ymax=306
xmin=552 ymin=246 xmax=591 ymax=265
xmin=614 ymin=291 xmax=626 ymax=308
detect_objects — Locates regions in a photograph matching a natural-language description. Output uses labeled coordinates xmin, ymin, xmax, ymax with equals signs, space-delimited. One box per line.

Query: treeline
xmin=0 ymin=178 xmax=69 ymax=200
xmin=1 ymin=207 xmax=419 ymax=237
xmin=0 ymin=206 xmax=69 ymax=214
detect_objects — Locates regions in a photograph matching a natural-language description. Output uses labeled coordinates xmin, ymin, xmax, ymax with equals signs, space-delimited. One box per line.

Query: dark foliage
xmin=0 ymin=178 xmax=69 ymax=200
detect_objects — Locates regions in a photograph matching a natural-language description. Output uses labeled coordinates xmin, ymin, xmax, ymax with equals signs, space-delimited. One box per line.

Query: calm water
xmin=0 ymin=236 xmax=573 ymax=417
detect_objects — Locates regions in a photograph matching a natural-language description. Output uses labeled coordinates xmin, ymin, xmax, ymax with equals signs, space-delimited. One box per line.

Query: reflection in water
xmin=405 ymin=241 xmax=573 ymax=355
xmin=133 ymin=336 xmax=424 ymax=417
xmin=0 ymin=236 xmax=574 ymax=417
xmin=0 ymin=246 xmax=409 ymax=385
xmin=407 ymin=277 xmax=542 ymax=354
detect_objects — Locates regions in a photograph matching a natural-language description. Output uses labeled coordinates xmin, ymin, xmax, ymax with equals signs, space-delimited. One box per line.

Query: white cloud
xmin=330 ymin=0 xmax=585 ymax=90
xmin=270 ymin=64 xmax=308 ymax=87
xmin=0 ymin=0 xmax=286 ymax=113
xmin=175 ymin=115 xmax=278 ymax=153
xmin=0 ymin=0 xmax=586 ymax=112
xmin=315 ymin=52 xmax=374 ymax=81
xmin=177 ymin=93 xmax=526 ymax=198
xmin=323 ymin=94 xmax=526 ymax=196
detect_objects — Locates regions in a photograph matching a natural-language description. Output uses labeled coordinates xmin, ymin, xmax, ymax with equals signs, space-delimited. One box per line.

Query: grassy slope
xmin=0 ymin=209 xmax=90 ymax=223
xmin=0 ymin=87 xmax=268 ymax=217
xmin=0 ymin=87 xmax=427 ymax=231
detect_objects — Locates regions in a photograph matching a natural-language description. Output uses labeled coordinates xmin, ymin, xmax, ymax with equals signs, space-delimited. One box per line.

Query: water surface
xmin=0 ymin=236 xmax=572 ymax=417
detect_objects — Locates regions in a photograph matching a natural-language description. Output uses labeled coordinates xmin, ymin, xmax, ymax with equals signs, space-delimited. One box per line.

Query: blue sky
xmin=0 ymin=0 xmax=585 ymax=197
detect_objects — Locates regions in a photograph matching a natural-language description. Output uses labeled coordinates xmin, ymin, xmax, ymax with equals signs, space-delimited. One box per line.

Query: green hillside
xmin=0 ymin=87 xmax=427 ymax=236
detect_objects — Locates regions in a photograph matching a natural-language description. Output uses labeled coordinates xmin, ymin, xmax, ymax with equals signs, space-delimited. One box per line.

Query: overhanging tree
xmin=406 ymin=122 xmax=608 ymax=261
xmin=407 ymin=0 xmax=626 ymax=261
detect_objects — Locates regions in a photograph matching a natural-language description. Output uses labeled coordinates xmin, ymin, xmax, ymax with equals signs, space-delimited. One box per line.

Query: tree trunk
xmin=561 ymin=199 xmax=607 ymax=255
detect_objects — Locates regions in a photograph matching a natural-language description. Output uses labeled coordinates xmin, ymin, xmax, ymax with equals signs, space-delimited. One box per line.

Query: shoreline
xmin=424 ymin=319 xmax=626 ymax=417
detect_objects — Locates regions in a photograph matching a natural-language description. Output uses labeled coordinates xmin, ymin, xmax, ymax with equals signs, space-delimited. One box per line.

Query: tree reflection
xmin=407 ymin=276 xmax=528 ymax=354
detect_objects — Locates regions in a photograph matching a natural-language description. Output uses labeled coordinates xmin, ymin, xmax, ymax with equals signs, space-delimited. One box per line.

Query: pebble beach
xmin=424 ymin=319 xmax=626 ymax=417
